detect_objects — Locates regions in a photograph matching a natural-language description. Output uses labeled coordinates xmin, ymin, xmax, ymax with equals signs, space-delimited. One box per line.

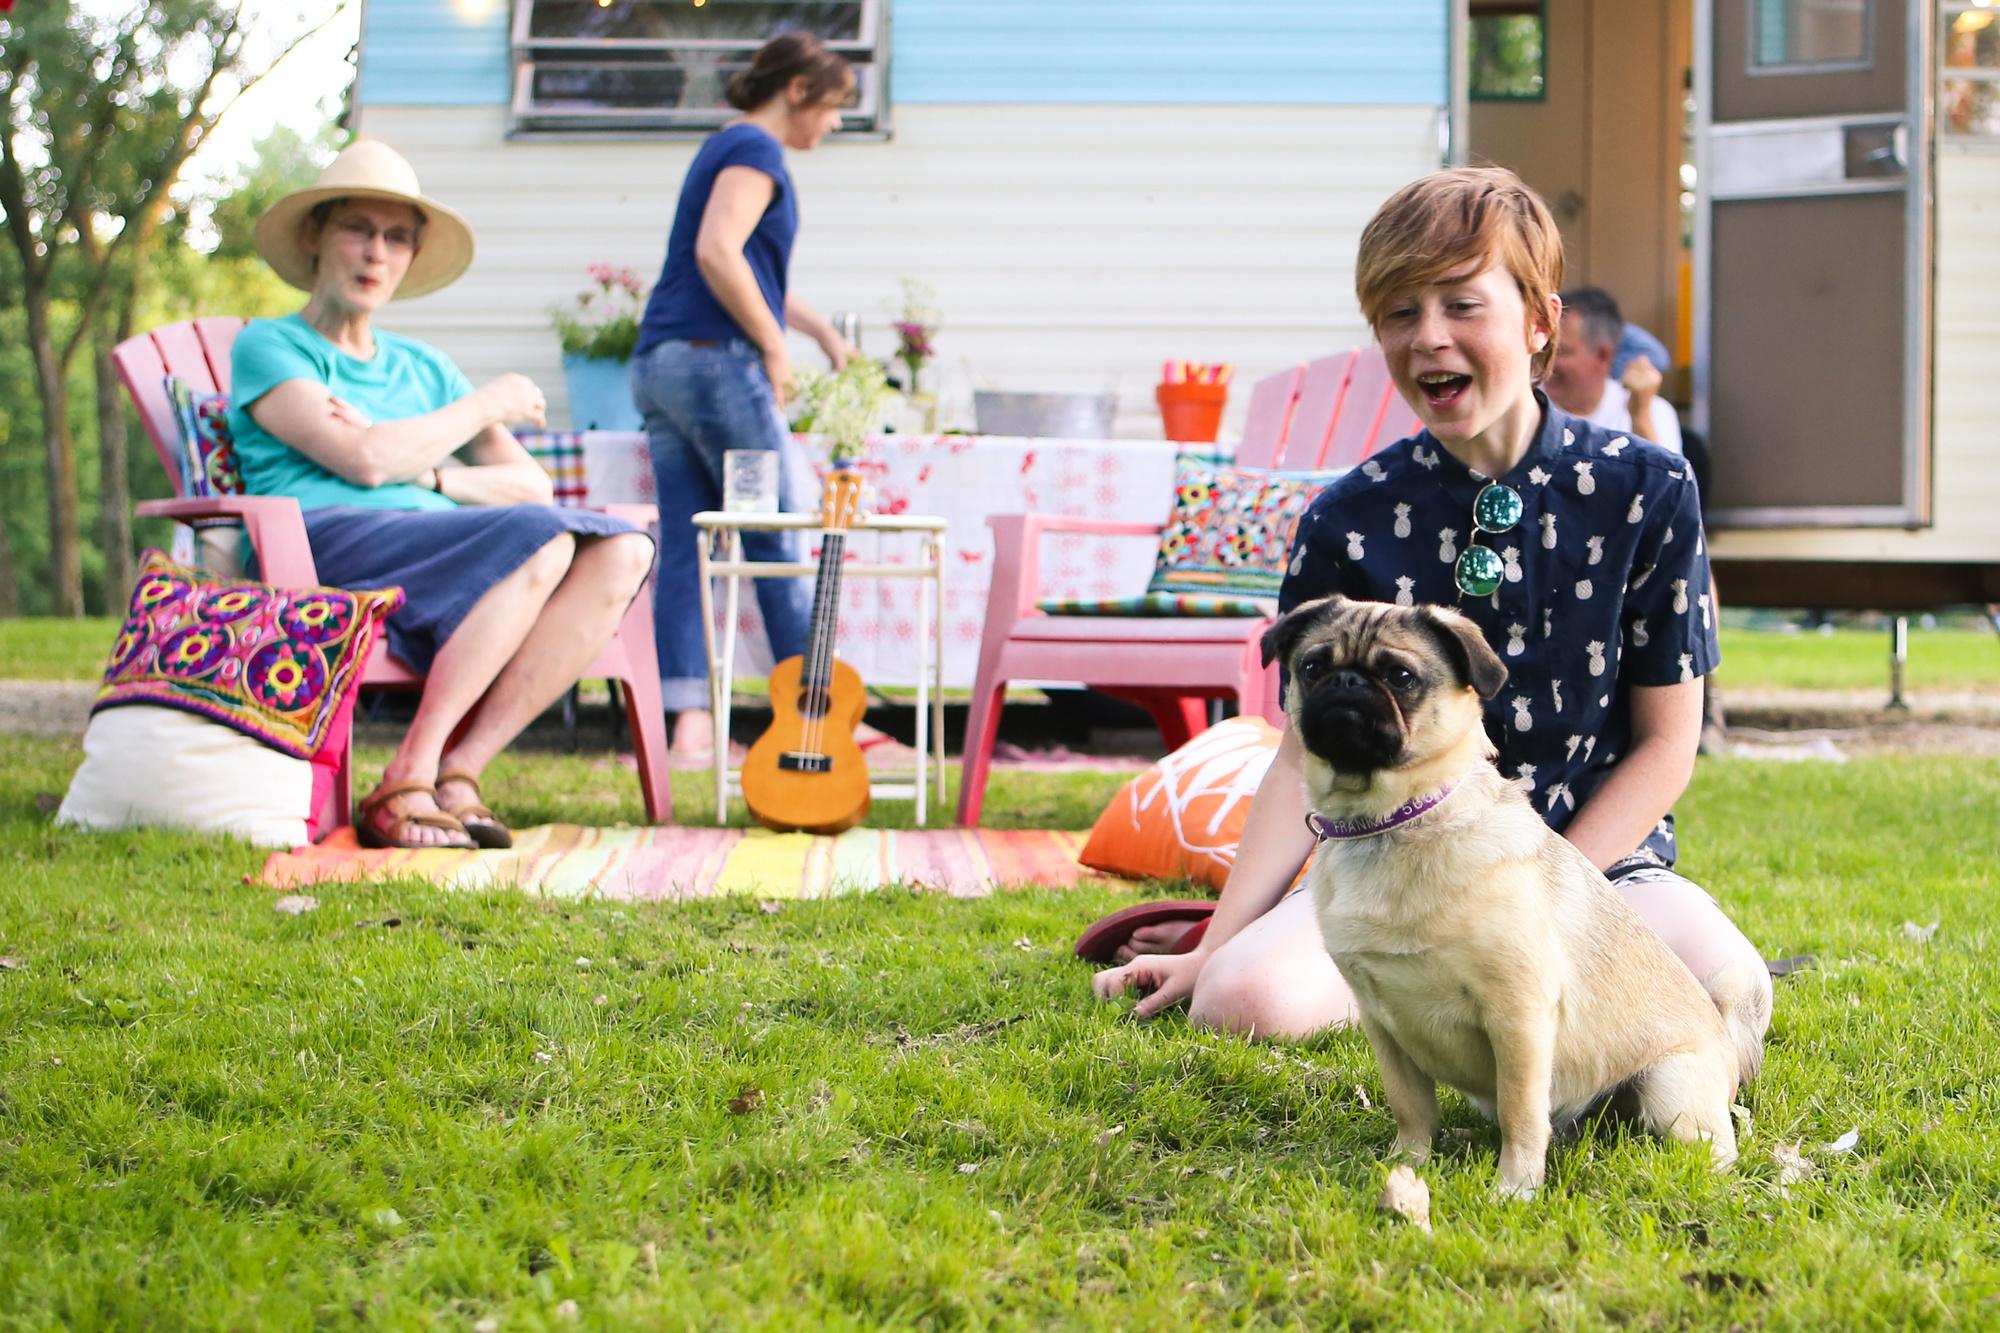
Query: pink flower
xmin=893 ymin=320 xmax=935 ymax=363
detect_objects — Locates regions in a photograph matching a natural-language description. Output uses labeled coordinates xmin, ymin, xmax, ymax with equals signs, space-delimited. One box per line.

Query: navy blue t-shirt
xmin=637 ymin=124 xmax=796 ymax=354
xmin=1277 ymin=394 xmax=1719 ymax=866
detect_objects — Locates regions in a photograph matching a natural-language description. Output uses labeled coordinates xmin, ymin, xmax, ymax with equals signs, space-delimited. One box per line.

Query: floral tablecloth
xmin=521 ymin=431 xmax=1185 ymax=688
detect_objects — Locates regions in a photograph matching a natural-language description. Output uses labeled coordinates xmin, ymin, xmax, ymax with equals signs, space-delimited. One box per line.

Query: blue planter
xmin=561 ymin=354 xmax=642 ymax=432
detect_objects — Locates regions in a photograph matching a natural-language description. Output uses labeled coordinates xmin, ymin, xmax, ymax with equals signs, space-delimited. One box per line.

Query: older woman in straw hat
xmin=231 ymin=138 xmax=656 ymax=850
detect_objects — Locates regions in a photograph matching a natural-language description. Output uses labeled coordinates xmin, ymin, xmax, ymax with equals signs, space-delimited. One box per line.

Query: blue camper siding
xmin=359 ymin=0 xmax=1448 ymax=108
xmin=892 ymin=2 xmax=1446 ymax=105
xmin=360 ymin=1 xmax=510 ymax=106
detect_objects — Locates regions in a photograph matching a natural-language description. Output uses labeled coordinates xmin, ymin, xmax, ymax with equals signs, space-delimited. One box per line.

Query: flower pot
xmin=561 ymin=354 xmax=642 ymax=432
xmin=1155 ymin=381 xmax=1227 ymax=444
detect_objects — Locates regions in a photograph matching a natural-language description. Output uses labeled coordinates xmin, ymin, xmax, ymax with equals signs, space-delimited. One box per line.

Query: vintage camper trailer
xmin=355 ymin=0 xmax=1998 ymax=605
xmin=352 ymin=0 xmax=1450 ymax=438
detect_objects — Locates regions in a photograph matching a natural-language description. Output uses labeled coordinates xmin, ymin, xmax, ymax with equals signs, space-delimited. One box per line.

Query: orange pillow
xmin=1079 ymin=716 xmax=1282 ymax=889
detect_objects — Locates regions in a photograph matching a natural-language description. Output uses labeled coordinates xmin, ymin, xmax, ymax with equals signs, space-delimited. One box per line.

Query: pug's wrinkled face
xmin=1260 ymin=596 xmax=1509 ymax=778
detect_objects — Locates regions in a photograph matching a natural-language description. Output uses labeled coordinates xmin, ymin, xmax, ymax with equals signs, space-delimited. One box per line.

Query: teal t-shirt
xmin=228 ymin=313 xmax=473 ymax=513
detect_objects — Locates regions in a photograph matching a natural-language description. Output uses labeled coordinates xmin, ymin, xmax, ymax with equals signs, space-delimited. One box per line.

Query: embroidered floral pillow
xmin=168 ymin=377 xmax=245 ymax=498
xmin=1146 ymin=456 xmax=1339 ymax=599
xmin=96 ymin=550 xmax=403 ymax=758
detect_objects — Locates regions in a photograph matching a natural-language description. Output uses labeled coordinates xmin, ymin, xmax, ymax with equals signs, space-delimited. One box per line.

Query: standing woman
xmin=633 ymin=32 xmax=858 ymax=764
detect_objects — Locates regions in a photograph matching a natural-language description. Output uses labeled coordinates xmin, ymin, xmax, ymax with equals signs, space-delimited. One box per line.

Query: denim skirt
xmin=301 ymin=504 xmax=649 ymax=672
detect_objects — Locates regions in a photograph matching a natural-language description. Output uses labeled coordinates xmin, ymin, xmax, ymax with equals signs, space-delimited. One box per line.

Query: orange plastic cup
xmin=1156 ymin=381 xmax=1228 ymax=443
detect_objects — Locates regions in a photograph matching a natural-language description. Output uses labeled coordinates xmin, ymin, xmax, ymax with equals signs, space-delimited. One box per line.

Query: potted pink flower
xmin=552 ymin=264 xmax=647 ymax=431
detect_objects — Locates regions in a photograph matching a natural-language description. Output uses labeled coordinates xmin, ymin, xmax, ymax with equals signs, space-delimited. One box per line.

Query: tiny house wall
xmin=355 ymin=0 xmax=1451 ymax=438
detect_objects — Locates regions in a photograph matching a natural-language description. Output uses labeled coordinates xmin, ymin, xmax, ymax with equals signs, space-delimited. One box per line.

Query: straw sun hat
xmin=253 ymin=139 xmax=475 ymax=300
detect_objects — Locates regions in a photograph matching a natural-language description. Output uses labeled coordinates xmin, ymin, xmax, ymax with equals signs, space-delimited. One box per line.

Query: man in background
xmin=1547 ymin=285 xmax=1683 ymax=457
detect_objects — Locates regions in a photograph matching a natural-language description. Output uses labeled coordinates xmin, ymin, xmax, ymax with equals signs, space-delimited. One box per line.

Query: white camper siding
xmin=1711 ymin=149 xmax=2000 ymax=563
xmin=353 ymin=103 xmax=1440 ymax=437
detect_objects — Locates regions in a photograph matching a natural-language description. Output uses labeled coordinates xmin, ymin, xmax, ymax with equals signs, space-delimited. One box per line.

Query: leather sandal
xmin=436 ymin=769 xmax=513 ymax=849
xmin=1073 ymin=899 xmax=1216 ymax=964
xmin=357 ymin=781 xmax=477 ymax=851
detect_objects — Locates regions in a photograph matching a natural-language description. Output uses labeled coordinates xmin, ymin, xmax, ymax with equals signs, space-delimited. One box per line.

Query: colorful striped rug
xmin=258 ymin=825 xmax=1098 ymax=901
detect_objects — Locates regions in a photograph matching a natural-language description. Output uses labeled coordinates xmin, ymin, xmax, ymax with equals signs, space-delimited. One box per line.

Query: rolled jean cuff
xmin=662 ymin=677 xmax=711 ymax=713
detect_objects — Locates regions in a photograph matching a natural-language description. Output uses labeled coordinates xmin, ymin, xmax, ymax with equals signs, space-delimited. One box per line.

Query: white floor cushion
xmin=58 ymin=705 xmax=314 ymax=848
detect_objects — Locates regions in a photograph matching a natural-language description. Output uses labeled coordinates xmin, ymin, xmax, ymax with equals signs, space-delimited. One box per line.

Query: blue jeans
xmin=632 ymin=337 xmax=814 ymax=713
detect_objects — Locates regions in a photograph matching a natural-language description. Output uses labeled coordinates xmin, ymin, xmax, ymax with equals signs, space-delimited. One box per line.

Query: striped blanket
xmin=258 ymin=825 xmax=1097 ymax=901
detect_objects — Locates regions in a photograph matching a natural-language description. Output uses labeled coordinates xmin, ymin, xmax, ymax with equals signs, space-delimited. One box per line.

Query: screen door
xmin=1695 ymin=0 xmax=1930 ymax=527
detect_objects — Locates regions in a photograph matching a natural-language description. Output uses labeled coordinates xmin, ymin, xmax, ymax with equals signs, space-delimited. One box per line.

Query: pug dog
xmin=1261 ymin=594 xmax=1745 ymax=1200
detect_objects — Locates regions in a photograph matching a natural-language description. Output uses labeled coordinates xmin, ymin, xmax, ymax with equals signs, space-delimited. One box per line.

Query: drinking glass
xmin=722 ymin=448 xmax=781 ymax=513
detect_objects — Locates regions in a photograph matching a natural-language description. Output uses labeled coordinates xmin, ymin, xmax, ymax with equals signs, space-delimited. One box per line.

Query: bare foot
xmin=1112 ymin=919 xmax=1199 ymax=964
xmin=671 ymin=708 xmax=715 ymax=756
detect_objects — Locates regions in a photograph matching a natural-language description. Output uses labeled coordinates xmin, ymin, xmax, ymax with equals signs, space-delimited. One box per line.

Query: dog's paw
xmin=1489 ymin=1172 xmax=1541 ymax=1203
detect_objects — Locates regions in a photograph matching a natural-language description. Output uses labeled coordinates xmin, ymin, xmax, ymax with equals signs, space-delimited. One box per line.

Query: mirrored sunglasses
xmin=1454 ymin=481 xmax=1524 ymax=598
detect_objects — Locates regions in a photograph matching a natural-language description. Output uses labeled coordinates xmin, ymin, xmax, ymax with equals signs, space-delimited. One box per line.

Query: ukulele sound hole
xmin=794 ymin=685 xmax=832 ymax=719
xmin=779 ymin=751 xmax=833 ymax=773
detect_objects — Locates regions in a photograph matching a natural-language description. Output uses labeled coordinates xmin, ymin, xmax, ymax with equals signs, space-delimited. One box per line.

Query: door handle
xmin=1846 ymin=122 xmax=1908 ymax=178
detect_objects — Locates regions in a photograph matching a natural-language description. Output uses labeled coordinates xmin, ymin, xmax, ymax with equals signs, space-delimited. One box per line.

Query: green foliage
xmin=0 ymin=0 xmax=346 ymax=616
xmin=792 ymin=357 xmax=896 ymax=466
xmin=0 ymin=732 xmax=1997 ymax=1324
xmin=551 ymin=265 xmax=646 ymax=362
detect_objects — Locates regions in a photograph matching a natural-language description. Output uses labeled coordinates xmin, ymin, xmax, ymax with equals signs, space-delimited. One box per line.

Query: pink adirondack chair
xmin=112 ymin=317 xmax=673 ymax=834
xmin=955 ymin=348 xmax=1416 ymax=827
xmin=1274 ymin=348 xmax=1420 ymax=470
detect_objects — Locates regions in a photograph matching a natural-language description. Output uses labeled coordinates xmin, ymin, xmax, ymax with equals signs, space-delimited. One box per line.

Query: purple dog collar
xmin=1304 ymin=783 xmax=1457 ymax=841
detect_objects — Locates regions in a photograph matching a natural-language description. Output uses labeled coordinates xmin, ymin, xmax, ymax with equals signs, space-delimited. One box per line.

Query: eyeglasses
xmin=332 ymin=217 xmax=418 ymax=252
xmin=1455 ymin=481 xmax=1523 ymax=598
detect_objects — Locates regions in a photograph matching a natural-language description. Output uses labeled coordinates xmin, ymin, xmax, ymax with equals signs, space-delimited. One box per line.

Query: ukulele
xmin=742 ymin=469 xmax=872 ymax=834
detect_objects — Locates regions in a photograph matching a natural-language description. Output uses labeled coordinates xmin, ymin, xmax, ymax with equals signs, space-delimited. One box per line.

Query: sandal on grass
xmin=1073 ymin=899 xmax=1216 ymax=964
xmin=357 ymin=781 xmax=477 ymax=851
xmin=436 ymin=769 xmax=513 ymax=849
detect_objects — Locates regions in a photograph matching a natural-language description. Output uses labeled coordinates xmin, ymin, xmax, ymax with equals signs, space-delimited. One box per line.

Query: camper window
xmin=509 ymin=0 xmax=884 ymax=137
xmin=1469 ymin=0 xmax=1546 ymax=102
xmin=1944 ymin=2 xmax=2000 ymax=140
xmin=1751 ymin=0 xmax=1870 ymax=70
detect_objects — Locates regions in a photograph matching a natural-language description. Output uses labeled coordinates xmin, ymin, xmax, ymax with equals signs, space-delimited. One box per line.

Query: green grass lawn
xmin=5 ymin=617 xmax=1997 ymax=692
xmin=3 ymin=730 xmax=1998 ymax=1326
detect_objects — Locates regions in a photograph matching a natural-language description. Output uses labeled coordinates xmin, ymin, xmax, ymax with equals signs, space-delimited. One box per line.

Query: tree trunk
xmin=23 ymin=280 xmax=84 ymax=617
xmin=96 ymin=296 xmax=137 ymax=608
xmin=0 ymin=508 xmax=20 ymax=618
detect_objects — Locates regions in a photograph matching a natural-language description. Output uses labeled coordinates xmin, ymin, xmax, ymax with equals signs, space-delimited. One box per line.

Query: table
xmin=695 ymin=511 xmax=948 ymax=825
xmin=521 ymin=431 xmax=1186 ymax=689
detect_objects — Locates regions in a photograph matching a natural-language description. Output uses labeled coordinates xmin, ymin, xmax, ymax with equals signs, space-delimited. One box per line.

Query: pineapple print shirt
xmin=1278 ymin=394 xmax=1718 ymax=866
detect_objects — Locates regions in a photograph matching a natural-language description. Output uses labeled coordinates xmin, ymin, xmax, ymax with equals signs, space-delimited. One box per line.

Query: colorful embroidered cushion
xmin=1036 ymin=592 xmax=1277 ymax=618
xmin=1078 ymin=716 xmax=1283 ymax=890
xmin=1145 ymin=456 xmax=1339 ymax=599
xmin=95 ymin=550 xmax=402 ymax=758
xmin=168 ymin=377 xmax=245 ymax=498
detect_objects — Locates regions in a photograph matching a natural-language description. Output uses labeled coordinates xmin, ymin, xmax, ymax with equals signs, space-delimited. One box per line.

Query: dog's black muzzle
xmin=1297 ymin=673 xmax=1405 ymax=774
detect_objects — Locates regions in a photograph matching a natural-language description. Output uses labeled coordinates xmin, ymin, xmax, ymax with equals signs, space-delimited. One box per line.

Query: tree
xmin=0 ymin=0 xmax=343 ymax=615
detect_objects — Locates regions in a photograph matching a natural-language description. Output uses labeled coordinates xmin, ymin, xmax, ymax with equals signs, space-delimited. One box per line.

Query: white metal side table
xmin=693 ymin=510 xmax=949 ymax=825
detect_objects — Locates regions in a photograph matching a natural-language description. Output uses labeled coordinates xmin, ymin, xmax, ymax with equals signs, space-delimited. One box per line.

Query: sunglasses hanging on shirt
xmin=1455 ymin=481 xmax=1524 ymax=598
